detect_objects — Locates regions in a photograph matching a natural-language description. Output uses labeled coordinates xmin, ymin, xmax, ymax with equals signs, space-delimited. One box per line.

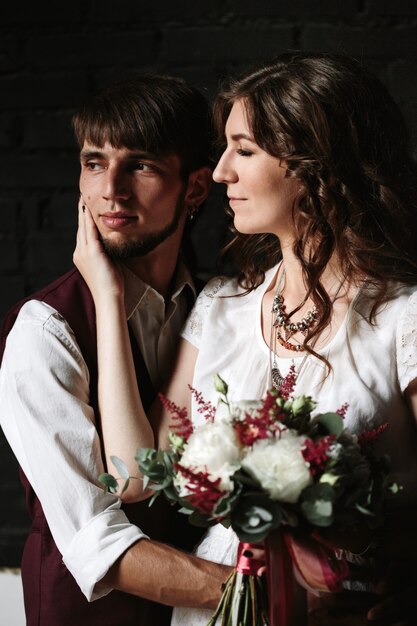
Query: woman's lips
xmin=228 ymin=197 xmax=246 ymax=206
xmin=100 ymin=213 xmax=138 ymax=229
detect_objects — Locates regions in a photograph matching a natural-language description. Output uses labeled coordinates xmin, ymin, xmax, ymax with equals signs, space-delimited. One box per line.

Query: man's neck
xmin=122 ymin=239 xmax=181 ymax=297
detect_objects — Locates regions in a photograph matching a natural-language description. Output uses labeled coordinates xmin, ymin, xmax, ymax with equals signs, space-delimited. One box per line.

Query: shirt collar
xmin=121 ymin=261 xmax=196 ymax=320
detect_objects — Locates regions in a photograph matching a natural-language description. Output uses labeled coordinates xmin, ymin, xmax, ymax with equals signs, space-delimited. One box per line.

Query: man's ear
xmin=184 ymin=166 xmax=212 ymax=209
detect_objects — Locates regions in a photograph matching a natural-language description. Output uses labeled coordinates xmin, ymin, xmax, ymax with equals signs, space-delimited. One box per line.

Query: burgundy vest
xmin=0 ymin=268 xmax=201 ymax=626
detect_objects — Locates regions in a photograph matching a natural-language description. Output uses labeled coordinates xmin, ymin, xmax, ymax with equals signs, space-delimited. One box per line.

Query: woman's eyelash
xmin=237 ymin=149 xmax=253 ymax=156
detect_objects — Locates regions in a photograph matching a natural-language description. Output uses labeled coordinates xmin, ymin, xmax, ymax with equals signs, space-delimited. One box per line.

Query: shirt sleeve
xmin=181 ymin=276 xmax=227 ymax=349
xmin=396 ymin=290 xmax=417 ymax=392
xmin=0 ymin=300 xmax=147 ymax=601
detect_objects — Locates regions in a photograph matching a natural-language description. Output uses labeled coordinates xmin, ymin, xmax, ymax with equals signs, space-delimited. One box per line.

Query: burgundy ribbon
xmin=264 ymin=529 xmax=349 ymax=625
xmin=265 ymin=530 xmax=294 ymax=626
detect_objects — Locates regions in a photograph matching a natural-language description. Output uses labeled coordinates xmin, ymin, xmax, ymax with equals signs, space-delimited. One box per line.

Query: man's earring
xmin=188 ymin=205 xmax=198 ymax=221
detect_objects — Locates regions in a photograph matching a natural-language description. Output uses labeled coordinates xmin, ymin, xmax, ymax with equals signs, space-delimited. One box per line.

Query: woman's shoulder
xmin=355 ymin=281 xmax=417 ymax=319
xmin=394 ymin=283 xmax=417 ymax=330
xmin=199 ymin=274 xmax=243 ymax=299
xmin=200 ymin=264 xmax=279 ymax=301
xmin=394 ymin=284 xmax=417 ymax=392
xmin=387 ymin=283 xmax=417 ymax=316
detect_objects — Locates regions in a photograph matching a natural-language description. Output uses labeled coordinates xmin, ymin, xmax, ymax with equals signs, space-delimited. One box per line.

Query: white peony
xmin=242 ymin=429 xmax=312 ymax=503
xmin=177 ymin=420 xmax=241 ymax=493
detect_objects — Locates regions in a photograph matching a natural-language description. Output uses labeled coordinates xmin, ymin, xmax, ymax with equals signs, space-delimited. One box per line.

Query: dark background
xmin=2 ymin=0 xmax=417 ymax=566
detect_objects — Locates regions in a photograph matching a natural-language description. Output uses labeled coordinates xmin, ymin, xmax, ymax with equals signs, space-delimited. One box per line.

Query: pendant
xmin=271 ymin=367 xmax=285 ymax=390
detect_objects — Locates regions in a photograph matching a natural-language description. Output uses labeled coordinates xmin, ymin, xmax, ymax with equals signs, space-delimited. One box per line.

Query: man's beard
xmin=100 ymin=192 xmax=185 ymax=260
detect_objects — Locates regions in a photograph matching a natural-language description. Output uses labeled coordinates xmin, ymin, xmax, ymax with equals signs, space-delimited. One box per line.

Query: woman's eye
xmin=237 ymin=149 xmax=253 ymax=157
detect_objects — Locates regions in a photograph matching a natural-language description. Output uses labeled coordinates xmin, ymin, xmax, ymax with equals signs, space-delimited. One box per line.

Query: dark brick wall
xmin=1 ymin=0 xmax=417 ymax=566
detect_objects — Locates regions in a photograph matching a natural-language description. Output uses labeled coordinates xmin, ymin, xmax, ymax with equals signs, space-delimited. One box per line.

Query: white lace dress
xmin=171 ymin=267 xmax=417 ymax=626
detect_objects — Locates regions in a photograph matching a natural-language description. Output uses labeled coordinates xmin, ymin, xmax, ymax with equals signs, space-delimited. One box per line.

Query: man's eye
xmin=84 ymin=161 xmax=102 ymax=171
xmin=133 ymin=162 xmax=154 ymax=172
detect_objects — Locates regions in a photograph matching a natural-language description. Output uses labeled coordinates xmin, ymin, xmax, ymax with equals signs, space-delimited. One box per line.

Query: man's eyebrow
xmin=80 ymin=150 xmax=103 ymax=160
xmin=79 ymin=150 xmax=161 ymax=160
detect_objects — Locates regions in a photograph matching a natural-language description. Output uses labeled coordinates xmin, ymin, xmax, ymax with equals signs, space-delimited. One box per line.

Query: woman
xmin=74 ymin=53 xmax=417 ymax=625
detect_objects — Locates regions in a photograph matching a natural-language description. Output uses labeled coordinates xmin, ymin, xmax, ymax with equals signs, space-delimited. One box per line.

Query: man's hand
xmin=104 ymin=538 xmax=232 ymax=609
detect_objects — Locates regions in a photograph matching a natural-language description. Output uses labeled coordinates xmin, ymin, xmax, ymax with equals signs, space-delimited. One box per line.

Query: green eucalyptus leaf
xmin=178 ymin=506 xmax=195 ymax=515
xmin=300 ymin=483 xmax=335 ymax=526
xmin=355 ymin=503 xmax=375 ymax=516
xmin=110 ymin=455 xmax=130 ymax=479
xmin=119 ymin=477 xmax=130 ymax=496
xmin=313 ymin=412 xmax=344 ymax=436
xmin=142 ymin=460 xmax=168 ymax=482
xmin=231 ymin=494 xmax=282 ymax=542
xmin=213 ymin=483 xmax=242 ymax=518
xmin=161 ymin=450 xmax=175 ymax=472
xmin=301 ymin=498 xmax=334 ymax=526
xmin=232 ymin=469 xmax=262 ymax=489
xmin=188 ymin=510 xmax=212 ymax=528
xmin=162 ymin=484 xmax=181 ymax=503
xmin=148 ymin=491 xmax=160 ymax=507
xmin=135 ymin=447 xmax=157 ymax=465
xmin=99 ymin=472 xmax=119 ymax=494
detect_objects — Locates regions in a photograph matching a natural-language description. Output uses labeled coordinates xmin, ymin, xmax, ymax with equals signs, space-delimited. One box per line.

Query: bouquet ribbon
xmin=265 ymin=530 xmax=349 ymax=626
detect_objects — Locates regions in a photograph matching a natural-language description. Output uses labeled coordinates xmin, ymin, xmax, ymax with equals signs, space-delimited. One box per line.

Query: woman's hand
xmin=73 ymin=198 xmax=124 ymax=305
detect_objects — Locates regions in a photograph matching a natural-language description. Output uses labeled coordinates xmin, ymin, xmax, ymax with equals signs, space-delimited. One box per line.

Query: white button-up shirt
xmin=0 ymin=263 xmax=195 ymax=601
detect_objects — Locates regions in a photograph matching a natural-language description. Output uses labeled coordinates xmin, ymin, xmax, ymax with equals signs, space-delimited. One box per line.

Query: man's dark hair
xmin=72 ymin=75 xmax=212 ymax=178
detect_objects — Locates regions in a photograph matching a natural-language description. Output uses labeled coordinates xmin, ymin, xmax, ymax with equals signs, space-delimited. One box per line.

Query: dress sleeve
xmin=0 ymin=300 xmax=146 ymax=601
xmin=181 ymin=276 xmax=227 ymax=349
xmin=396 ymin=290 xmax=417 ymax=392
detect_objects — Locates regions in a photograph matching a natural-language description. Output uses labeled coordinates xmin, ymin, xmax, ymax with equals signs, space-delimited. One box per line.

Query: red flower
xmin=279 ymin=364 xmax=297 ymax=399
xmin=336 ymin=402 xmax=349 ymax=418
xmin=302 ymin=435 xmax=336 ymax=475
xmin=358 ymin=422 xmax=389 ymax=446
xmin=176 ymin=463 xmax=226 ymax=515
xmin=188 ymin=385 xmax=217 ymax=422
xmin=234 ymin=391 xmax=286 ymax=446
xmin=158 ymin=393 xmax=193 ymax=441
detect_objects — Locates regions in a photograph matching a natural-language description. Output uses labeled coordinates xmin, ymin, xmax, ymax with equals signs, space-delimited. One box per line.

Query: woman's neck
xmin=278 ymin=246 xmax=346 ymax=303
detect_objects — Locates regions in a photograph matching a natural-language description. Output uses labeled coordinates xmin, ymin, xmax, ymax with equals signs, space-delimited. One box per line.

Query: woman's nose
xmin=213 ymin=151 xmax=237 ymax=184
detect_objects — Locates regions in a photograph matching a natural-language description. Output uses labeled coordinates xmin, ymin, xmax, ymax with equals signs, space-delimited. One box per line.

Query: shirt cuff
xmin=63 ymin=506 xmax=148 ymax=601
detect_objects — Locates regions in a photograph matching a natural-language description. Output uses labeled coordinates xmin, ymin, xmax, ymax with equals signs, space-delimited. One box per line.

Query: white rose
xmin=178 ymin=420 xmax=241 ymax=492
xmin=242 ymin=430 xmax=312 ymax=503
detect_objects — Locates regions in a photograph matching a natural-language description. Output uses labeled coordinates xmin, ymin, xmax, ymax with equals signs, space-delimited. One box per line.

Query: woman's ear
xmin=184 ymin=166 xmax=212 ymax=209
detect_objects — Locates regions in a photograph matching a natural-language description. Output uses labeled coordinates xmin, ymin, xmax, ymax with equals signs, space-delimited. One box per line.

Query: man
xmin=0 ymin=76 xmax=230 ymax=626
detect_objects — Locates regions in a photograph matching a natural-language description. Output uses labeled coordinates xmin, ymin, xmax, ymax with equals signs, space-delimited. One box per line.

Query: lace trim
xmin=182 ymin=276 xmax=227 ymax=346
xmin=397 ymin=291 xmax=417 ymax=391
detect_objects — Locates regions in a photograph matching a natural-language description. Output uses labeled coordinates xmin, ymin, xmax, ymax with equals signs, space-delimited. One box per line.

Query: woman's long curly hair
xmin=214 ymin=52 xmax=417 ymax=349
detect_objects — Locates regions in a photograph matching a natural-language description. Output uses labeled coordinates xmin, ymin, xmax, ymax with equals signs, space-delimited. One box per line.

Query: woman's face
xmin=213 ymin=99 xmax=300 ymax=241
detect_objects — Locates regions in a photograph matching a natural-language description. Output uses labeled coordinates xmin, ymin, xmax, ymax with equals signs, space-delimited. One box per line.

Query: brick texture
xmin=2 ymin=0 xmax=417 ymax=567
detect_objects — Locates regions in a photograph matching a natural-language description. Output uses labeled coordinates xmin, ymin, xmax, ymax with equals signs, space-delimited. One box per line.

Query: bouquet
xmin=100 ymin=368 xmax=397 ymax=626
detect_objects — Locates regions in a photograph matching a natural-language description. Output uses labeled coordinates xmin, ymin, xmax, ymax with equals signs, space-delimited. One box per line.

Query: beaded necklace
xmin=269 ymin=264 xmax=344 ymax=390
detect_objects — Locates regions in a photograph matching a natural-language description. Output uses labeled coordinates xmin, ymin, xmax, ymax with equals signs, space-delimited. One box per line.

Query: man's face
xmin=79 ymin=141 xmax=186 ymax=259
